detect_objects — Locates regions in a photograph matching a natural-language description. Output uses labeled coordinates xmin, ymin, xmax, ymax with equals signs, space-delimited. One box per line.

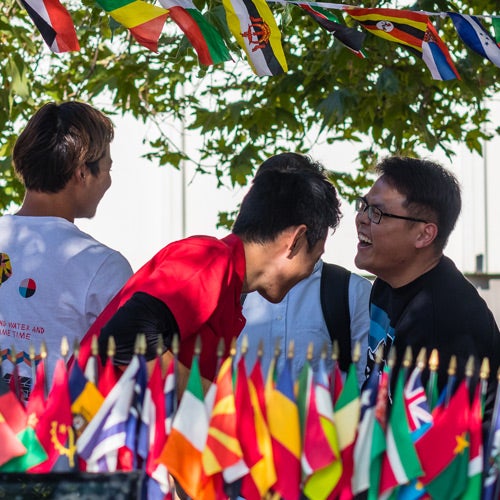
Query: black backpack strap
xmin=320 ymin=263 xmax=352 ymax=372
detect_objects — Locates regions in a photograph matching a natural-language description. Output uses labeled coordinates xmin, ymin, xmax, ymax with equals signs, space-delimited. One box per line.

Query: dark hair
xmin=376 ymin=156 xmax=461 ymax=250
xmin=13 ymin=101 xmax=114 ymax=193
xmin=232 ymin=152 xmax=342 ymax=249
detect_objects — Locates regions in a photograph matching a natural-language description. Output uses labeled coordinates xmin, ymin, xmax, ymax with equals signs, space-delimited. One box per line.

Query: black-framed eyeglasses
xmin=355 ymin=197 xmax=428 ymax=225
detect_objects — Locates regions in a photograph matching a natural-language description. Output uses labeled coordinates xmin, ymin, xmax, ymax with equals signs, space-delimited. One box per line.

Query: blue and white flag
xmin=76 ymin=356 xmax=141 ymax=472
xmin=123 ymin=355 xmax=148 ymax=470
xmin=448 ymin=12 xmax=500 ymax=68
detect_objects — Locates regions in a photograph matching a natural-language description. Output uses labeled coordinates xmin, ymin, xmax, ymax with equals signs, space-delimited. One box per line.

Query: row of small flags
xmin=17 ymin=0 xmax=500 ymax=80
xmin=1 ymin=333 xmax=500 ymax=500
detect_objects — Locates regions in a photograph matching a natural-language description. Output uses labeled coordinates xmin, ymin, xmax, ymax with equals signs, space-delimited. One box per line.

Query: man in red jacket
xmin=79 ymin=152 xmax=342 ymax=390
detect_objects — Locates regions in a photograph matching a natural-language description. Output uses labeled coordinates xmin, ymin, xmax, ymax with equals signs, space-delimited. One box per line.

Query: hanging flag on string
xmin=298 ymin=4 xmax=366 ymax=57
xmin=95 ymin=0 xmax=168 ymax=52
xmin=346 ymin=7 xmax=460 ymax=80
xmin=492 ymin=17 xmax=500 ymax=45
xmin=20 ymin=0 xmax=80 ymax=52
xmin=158 ymin=0 xmax=231 ymax=65
xmin=447 ymin=13 xmax=500 ymax=68
xmin=222 ymin=0 xmax=287 ymax=76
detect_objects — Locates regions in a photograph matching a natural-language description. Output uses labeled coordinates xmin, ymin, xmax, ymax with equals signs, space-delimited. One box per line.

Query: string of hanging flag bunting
xmin=19 ymin=0 xmax=500 ymax=81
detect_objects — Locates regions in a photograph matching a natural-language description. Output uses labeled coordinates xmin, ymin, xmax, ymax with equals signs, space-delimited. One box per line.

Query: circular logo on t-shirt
xmin=19 ymin=278 xmax=36 ymax=298
xmin=0 ymin=253 xmax=12 ymax=285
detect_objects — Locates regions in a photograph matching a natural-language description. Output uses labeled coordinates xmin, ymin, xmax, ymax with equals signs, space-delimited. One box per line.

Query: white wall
xmin=77 ymin=100 xmax=500 ymax=321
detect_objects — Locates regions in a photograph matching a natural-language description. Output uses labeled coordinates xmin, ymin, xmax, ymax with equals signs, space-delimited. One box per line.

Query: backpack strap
xmin=320 ymin=263 xmax=352 ymax=372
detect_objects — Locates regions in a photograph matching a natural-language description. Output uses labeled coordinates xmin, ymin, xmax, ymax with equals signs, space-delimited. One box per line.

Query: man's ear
xmin=74 ymin=164 xmax=87 ymax=183
xmin=415 ymin=222 xmax=438 ymax=249
xmin=288 ymin=225 xmax=308 ymax=257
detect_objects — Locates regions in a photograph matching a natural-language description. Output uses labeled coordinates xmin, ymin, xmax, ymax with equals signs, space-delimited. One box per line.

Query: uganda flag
xmin=346 ymin=7 xmax=459 ymax=80
xmin=222 ymin=0 xmax=287 ymax=76
xmin=96 ymin=0 xmax=168 ymax=52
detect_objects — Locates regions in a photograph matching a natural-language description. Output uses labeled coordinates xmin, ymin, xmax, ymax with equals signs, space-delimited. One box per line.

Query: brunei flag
xmin=20 ymin=0 xmax=80 ymax=52
xmin=346 ymin=7 xmax=460 ymax=80
xmin=95 ymin=0 xmax=168 ymax=52
xmin=158 ymin=0 xmax=230 ymax=65
xmin=222 ymin=0 xmax=287 ymax=75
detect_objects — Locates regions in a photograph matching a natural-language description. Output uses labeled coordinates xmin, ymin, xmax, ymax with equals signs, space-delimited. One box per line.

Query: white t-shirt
xmin=0 ymin=215 xmax=133 ymax=395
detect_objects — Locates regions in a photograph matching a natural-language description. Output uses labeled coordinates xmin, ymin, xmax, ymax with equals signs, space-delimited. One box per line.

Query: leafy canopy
xmin=0 ymin=0 xmax=498 ymax=218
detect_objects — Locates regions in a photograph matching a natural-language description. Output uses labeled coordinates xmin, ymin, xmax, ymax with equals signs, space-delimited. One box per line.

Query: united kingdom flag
xmin=404 ymin=366 xmax=432 ymax=435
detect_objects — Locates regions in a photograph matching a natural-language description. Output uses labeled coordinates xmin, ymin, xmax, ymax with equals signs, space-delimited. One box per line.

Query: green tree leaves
xmin=0 ymin=0 xmax=498 ymax=213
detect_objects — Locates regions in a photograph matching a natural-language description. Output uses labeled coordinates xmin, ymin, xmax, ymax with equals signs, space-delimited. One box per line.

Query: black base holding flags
xmin=0 ymin=471 xmax=143 ymax=499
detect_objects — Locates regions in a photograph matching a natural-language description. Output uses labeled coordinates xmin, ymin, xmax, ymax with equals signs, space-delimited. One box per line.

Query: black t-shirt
xmin=366 ymin=256 xmax=500 ymax=419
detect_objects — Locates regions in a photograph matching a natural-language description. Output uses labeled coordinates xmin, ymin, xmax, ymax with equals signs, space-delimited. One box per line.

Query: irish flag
xmin=159 ymin=0 xmax=231 ymax=65
xmin=159 ymin=355 xmax=210 ymax=499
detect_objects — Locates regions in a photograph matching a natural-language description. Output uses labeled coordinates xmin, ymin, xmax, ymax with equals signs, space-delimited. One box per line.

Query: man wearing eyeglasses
xmin=354 ymin=156 xmax=500 ymax=414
